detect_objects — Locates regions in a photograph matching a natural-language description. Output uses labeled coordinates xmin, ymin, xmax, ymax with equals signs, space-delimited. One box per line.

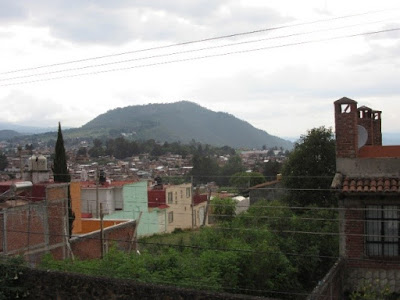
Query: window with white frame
xmin=366 ymin=205 xmax=399 ymax=256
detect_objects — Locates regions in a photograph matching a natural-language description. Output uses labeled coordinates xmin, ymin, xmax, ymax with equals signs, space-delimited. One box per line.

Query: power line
xmin=1 ymin=8 xmax=397 ymax=76
xmin=0 ymin=17 xmax=395 ymax=83
xmin=1 ymin=26 xmax=399 ymax=87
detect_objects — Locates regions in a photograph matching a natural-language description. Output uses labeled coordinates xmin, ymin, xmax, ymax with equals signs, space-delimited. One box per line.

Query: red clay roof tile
xmin=340 ymin=177 xmax=400 ymax=194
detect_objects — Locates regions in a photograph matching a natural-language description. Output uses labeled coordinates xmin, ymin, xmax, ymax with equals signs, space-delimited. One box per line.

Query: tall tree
xmin=219 ymin=155 xmax=245 ymax=186
xmin=282 ymin=126 xmax=336 ymax=207
xmin=0 ymin=151 xmax=8 ymax=171
xmin=191 ymin=154 xmax=220 ymax=184
xmin=53 ymin=123 xmax=70 ymax=183
xmin=52 ymin=123 xmax=74 ymax=236
xmin=263 ymin=160 xmax=282 ymax=180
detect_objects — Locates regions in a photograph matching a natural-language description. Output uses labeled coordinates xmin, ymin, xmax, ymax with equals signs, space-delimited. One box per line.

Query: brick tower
xmin=334 ymin=97 xmax=359 ymax=158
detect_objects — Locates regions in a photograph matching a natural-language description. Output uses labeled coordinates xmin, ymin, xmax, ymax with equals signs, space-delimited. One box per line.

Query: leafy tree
xmin=88 ymin=139 xmax=105 ymax=158
xmin=0 ymin=256 xmax=27 ymax=299
xmin=150 ymin=144 xmax=164 ymax=157
xmin=210 ymin=197 xmax=237 ymax=223
xmin=52 ymin=123 xmax=74 ymax=236
xmin=263 ymin=160 xmax=282 ymax=180
xmin=0 ymin=152 xmax=7 ymax=171
xmin=219 ymin=155 xmax=245 ymax=186
xmin=282 ymin=126 xmax=336 ymax=207
xmin=191 ymin=154 xmax=220 ymax=184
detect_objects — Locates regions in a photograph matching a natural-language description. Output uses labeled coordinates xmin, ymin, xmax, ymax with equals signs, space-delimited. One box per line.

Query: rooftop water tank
xmin=28 ymin=154 xmax=47 ymax=171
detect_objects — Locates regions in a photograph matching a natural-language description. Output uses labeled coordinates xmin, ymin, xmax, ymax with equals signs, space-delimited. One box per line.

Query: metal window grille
xmin=365 ymin=205 xmax=399 ymax=256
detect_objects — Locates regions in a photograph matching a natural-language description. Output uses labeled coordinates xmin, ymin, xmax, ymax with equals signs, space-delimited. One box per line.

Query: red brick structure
xmin=0 ymin=181 xmax=136 ymax=263
xmin=331 ymin=97 xmax=400 ymax=293
xmin=0 ymin=182 xmax=69 ymax=262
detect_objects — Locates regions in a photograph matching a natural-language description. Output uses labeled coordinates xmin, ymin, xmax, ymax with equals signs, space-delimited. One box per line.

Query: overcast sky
xmin=0 ymin=0 xmax=399 ymax=139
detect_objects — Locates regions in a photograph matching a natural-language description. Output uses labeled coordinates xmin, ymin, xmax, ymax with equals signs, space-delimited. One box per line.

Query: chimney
xmin=334 ymin=97 xmax=358 ymax=158
xmin=357 ymin=106 xmax=374 ymax=146
xmin=372 ymin=110 xmax=382 ymax=146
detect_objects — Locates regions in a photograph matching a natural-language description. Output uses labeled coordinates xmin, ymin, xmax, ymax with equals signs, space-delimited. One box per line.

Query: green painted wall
xmin=104 ymin=181 xmax=160 ymax=236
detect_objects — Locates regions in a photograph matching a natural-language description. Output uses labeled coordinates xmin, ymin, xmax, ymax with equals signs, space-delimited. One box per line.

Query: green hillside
xmin=80 ymin=101 xmax=292 ymax=149
xmin=0 ymin=130 xmax=21 ymax=140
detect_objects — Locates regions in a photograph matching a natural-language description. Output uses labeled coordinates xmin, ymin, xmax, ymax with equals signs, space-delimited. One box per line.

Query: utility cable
xmin=1 ymin=8 xmax=397 ymax=76
xmin=0 ymin=17 xmax=395 ymax=83
xmin=1 ymin=27 xmax=399 ymax=87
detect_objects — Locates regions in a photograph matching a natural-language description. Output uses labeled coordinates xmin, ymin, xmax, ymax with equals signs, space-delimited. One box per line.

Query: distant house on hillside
xmin=309 ymin=97 xmax=400 ymax=298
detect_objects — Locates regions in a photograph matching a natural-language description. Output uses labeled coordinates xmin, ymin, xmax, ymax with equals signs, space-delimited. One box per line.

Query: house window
xmin=167 ymin=192 xmax=173 ymax=204
xmin=186 ymin=187 xmax=191 ymax=198
xmin=366 ymin=205 xmax=399 ymax=256
xmin=168 ymin=212 xmax=173 ymax=223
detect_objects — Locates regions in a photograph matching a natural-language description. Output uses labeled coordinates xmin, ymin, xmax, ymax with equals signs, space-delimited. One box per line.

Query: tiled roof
xmin=249 ymin=180 xmax=280 ymax=190
xmin=341 ymin=177 xmax=400 ymax=193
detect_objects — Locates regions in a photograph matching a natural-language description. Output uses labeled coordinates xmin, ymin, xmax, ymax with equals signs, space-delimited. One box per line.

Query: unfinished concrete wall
xmin=336 ymin=157 xmax=400 ymax=177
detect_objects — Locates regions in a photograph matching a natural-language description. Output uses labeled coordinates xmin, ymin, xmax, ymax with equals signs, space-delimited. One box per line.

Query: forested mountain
xmin=81 ymin=101 xmax=292 ymax=149
xmin=0 ymin=130 xmax=21 ymax=140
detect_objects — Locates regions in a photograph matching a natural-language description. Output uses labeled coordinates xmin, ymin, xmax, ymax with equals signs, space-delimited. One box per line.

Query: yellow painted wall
xmin=166 ymin=184 xmax=192 ymax=233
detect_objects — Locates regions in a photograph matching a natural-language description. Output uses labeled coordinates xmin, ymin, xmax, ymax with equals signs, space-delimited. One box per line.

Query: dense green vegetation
xmin=282 ymin=126 xmax=336 ymax=207
xmin=0 ymin=256 xmax=27 ymax=299
xmin=0 ymin=151 xmax=7 ymax=171
xmin=39 ymin=127 xmax=338 ymax=298
xmin=88 ymin=137 xmax=236 ymax=160
xmin=41 ymin=199 xmax=338 ymax=298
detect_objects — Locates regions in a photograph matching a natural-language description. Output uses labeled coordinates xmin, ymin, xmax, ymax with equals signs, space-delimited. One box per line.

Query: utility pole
xmin=100 ymin=203 xmax=104 ymax=259
xmin=191 ymin=176 xmax=194 ymax=229
xmin=18 ymin=146 xmax=23 ymax=179
xmin=96 ymin=166 xmax=99 ymax=218
xmin=202 ymin=187 xmax=211 ymax=226
xmin=129 ymin=212 xmax=142 ymax=253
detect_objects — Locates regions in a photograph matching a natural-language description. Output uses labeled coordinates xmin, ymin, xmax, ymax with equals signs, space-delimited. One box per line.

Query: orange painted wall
xmin=70 ymin=182 xmax=82 ymax=234
xmin=78 ymin=219 xmax=126 ymax=234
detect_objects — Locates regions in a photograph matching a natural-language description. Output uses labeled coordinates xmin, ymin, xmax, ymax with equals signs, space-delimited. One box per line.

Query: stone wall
xmin=346 ymin=268 xmax=400 ymax=293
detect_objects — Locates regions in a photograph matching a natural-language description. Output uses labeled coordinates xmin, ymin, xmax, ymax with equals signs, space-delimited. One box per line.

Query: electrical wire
xmin=1 ymin=27 xmax=399 ymax=87
xmin=1 ymin=7 xmax=397 ymax=76
xmin=0 ymin=17 xmax=395 ymax=83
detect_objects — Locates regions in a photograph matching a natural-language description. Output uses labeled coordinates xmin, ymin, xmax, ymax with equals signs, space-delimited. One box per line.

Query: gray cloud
xmin=0 ymin=90 xmax=80 ymax=127
xmin=0 ymin=0 xmax=288 ymax=45
xmin=0 ymin=1 xmax=26 ymax=23
xmin=347 ymin=41 xmax=400 ymax=66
